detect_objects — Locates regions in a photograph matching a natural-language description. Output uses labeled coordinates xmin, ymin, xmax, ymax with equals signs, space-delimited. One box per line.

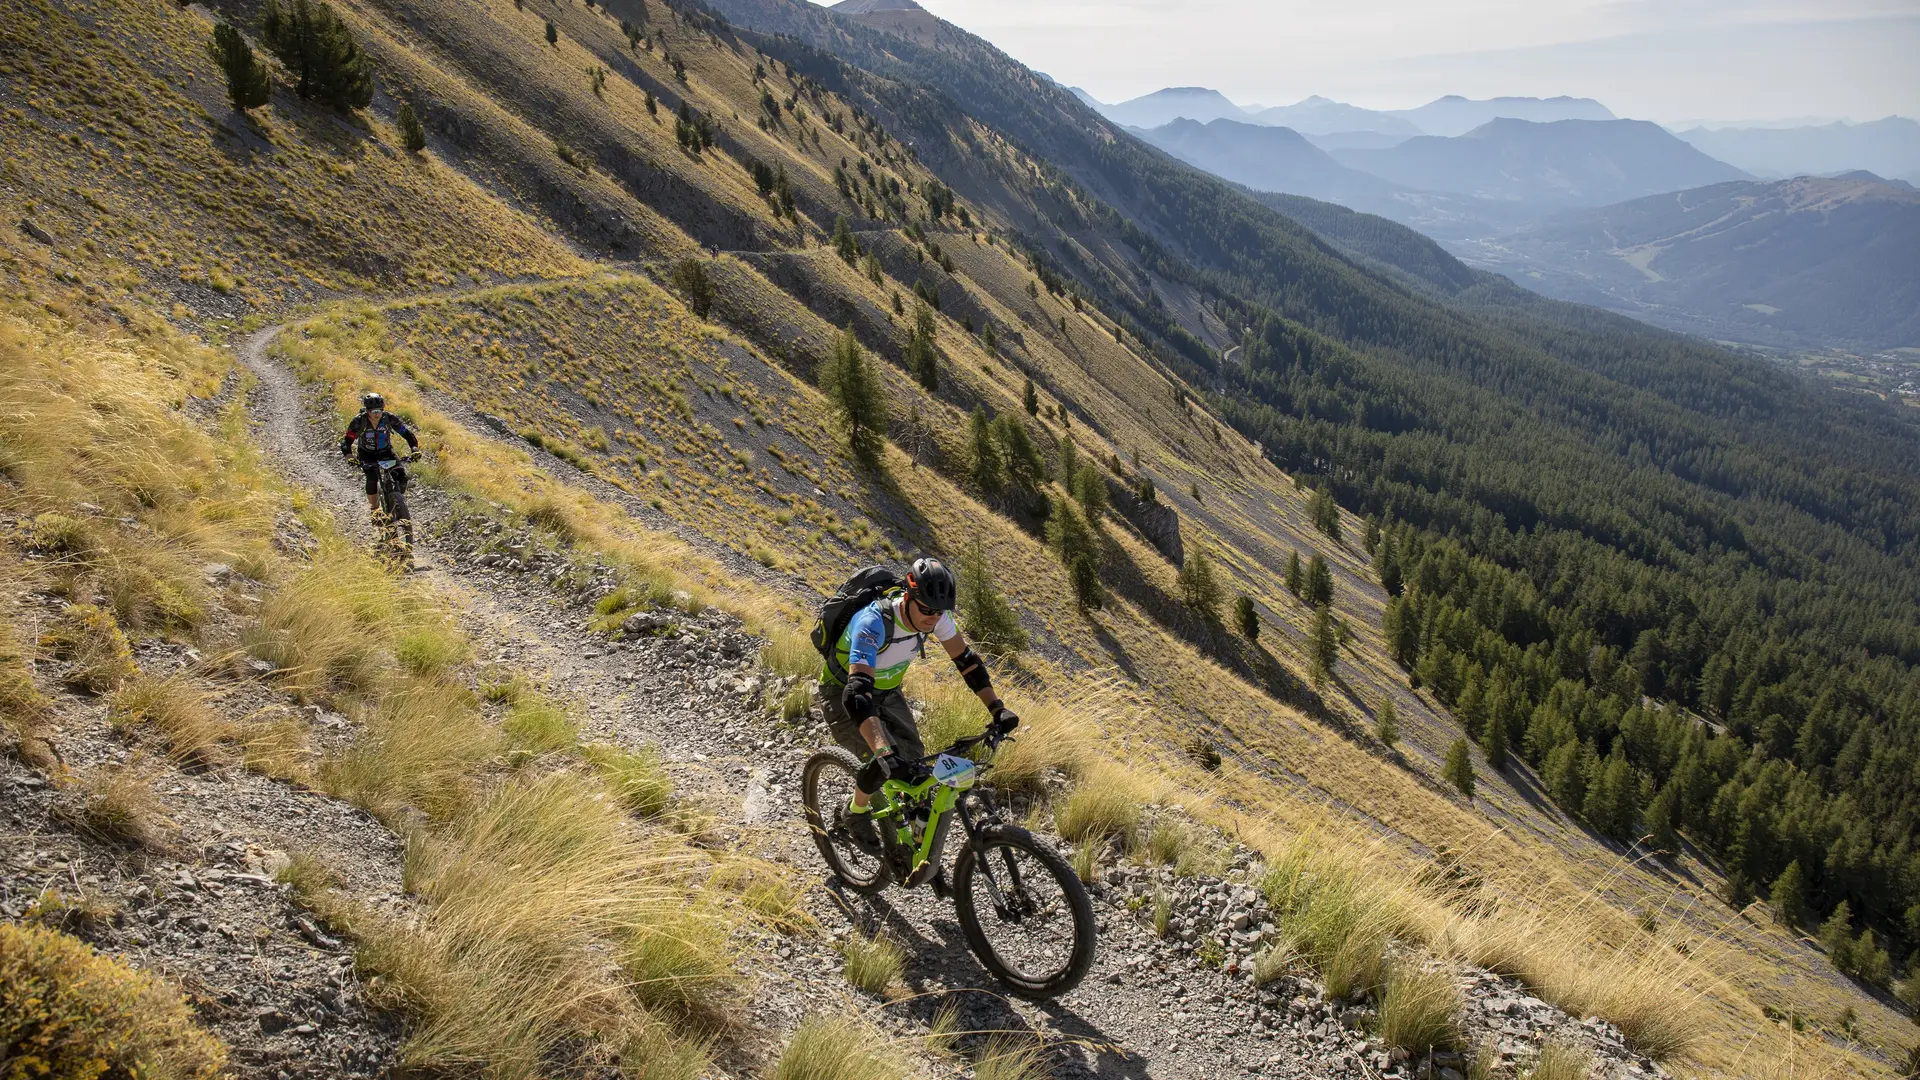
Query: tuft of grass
xmin=760 ymin=629 xmax=819 ymax=680
xmin=974 ymin=1035 xmax=1052 ymax=1080
xmin=584 ymin=742 xmax=673 ymax=818
xmin=1252 ymin=941 xmax=1294 ymax=985
xmin=0 ymin=921 xmax=227 ymax=1079
xmin=985 ymin=693 xmax=1098 ymax=793
xmin=1376 ymin=960 xmax=1462 ymax=1055
xmin=321 ymin=680 xmax=498 ymax=823
xmin=776 ymin=682 xmax=812 ymax=722
xmin=1525 ymin=1039 xmax=1595 ymax=1080
xmin=710 ymin=859 xmax=810 ymax=932
xmin=1069 ymin=841 xmax=1100 ymax=884
xmin=1052 ymin=780 xmax=1140 ymax=847
xmin=396 ymin=624 xmax=468 ymax=676
xmin=840 ymin=930 xmax=905 ymax=996
xmin=924 ymin=999 xmax=963 ymax=1058
xmin=616 ymin=1013 xmax=712 ymax=1080
xmin=770 ymin=1015 xmax=907 ymax=1080
xmin=39 ymin=603 xmax=136 ymax=694
xmin=1261 ymin=840 xmax=1392 ymax=1000
xmin=1152 ymin=887 xmax=1172 ymax=938
xmin=30 ymin=511 xmax=95 ymax=556
xmin=110 ymin=675 xmax=230 ymax=769
xmin=238 ymin=713 xmax=311 ymax=781
xmin=621 ymin=911 xmax=738 ymax=1032
xmin=502 ymin=696 xmax=579 ymax=755
xmin=23 ymin=888 xmax=121 ymax=937
xmin=524 ymin=494 xmax=580 ymax=541
xmin=55 ymin=764 xmax=169 ymax=849
xmin=1 ymin=625 xmax=54 ymax=767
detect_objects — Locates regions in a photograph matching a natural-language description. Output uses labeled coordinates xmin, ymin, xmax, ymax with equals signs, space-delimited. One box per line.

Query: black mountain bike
xmin=366 ymin=453 xmax=418 ymax=565
xmin=802 ymin=729 xmax=1096 ymax=999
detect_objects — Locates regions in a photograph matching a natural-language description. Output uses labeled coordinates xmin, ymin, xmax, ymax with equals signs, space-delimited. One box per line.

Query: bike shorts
xmin=820 ymin=683 xmax=924 ymax=777
xmin=361 ymin=461 xmax=407 ymax=496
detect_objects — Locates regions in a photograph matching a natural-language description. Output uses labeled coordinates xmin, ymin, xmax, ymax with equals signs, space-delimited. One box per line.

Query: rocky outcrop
xmin=1109 ymin=476 xmax=1183 ymax=565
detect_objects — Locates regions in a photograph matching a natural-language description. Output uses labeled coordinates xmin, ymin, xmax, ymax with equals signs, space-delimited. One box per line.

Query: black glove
xmin=408 ymin=451 xmax=422 ymax=462
xmin=987 ymin=704 xmax=1020 ymax=739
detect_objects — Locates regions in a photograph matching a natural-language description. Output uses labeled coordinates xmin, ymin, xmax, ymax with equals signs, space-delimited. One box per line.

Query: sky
xmin=908 ymin=0 xmax=1920 ymax=124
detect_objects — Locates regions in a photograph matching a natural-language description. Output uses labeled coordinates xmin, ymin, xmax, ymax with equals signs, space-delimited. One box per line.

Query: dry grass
xmin=1376 ymin=960 xmax=1462 ymax=1054
xmin=39 ymin=603 xmax=137 ymax=694
xmin=502 ymin=696 xmax=580 ymax=755
xmin=1260 ymin=837 xmax=1394 ymax=1000
xmin=840 ymin=930 xmax=906 ymax=996
xmin=0 ymin=921 xmax=227 ymax=1080
xmin=322 ymin=679 xmax=498 ymax=823
xmin=584 ymin=742 xmax=675 ymax=819
xmin=110 ymin=675 xmax=230 ymax=769
xmin=54 ymin=763 xmax=171 ymax=849
xmin=1525 ymin=1039 xmax=1594 ymax=1080
xmin=770 ymin=1015 xmax=908 ymax=1080
xmin=974 ymin=1035 xmax=1053 ymax=1080
xmin=1052 ymin=778 xmax=1141 ymax=847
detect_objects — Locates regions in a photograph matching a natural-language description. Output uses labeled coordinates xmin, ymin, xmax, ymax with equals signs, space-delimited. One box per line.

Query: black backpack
xmin=811 ymin=564 xmax=900 ymax=683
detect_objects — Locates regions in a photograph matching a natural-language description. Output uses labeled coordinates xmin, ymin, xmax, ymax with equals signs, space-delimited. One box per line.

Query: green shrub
xmin=30 ymin=512 xmax=94 ymax=556
xmin=209 ymin=22 xmax=271 ymax=112
xmin=1178 ymin=548 xmax=1222 ymax=624
xmin=397 ymin=101 xmax=427 ymax=153
xmin=1444 ymin=738 xmax=1475 ymax=799
xmin=958 ymin=539 xmax=1026 ymax=653
xmin=0 ymin=922 xmax=227 ymax=1079
xmin=670 ymin=259 xmax=714 ymax=319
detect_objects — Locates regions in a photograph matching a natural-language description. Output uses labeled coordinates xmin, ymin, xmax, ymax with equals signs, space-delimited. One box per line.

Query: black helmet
xmin=361 ymin=392 xmax=385 ymax=411
xmin=905 ymin=557 xmax=957 ymax=614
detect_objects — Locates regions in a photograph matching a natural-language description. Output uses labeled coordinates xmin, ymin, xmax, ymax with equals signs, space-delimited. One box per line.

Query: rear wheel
xmin=953 ymin=824 xmax=1095 ymax=1000
xmin=801 ymin=747 xmax=890 ymax=895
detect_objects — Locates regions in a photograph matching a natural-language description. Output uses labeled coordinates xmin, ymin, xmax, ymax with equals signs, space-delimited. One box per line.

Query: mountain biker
xmin=338 ymin=392 xmax=420 ymax=521
xmin=821 ymin=557 xmax=1020 ymax=855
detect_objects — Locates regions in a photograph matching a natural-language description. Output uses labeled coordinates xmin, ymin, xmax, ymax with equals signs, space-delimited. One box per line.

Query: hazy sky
xmin=910 ymin=0 xmax=1920 ymax=123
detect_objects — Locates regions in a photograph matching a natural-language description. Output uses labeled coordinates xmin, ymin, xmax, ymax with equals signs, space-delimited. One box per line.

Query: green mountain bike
xmin=802 ymin=729 xmax=1096 ymax=999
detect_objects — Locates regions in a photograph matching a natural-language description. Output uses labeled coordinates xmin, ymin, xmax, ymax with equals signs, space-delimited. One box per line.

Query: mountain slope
xmin=1095 ymin=86 xmax=1249 ymax=128
xmin=1247 ymin=96 xmax=1421 ymax=137
xmin=1333 ymin=118 xmax=1753 ymax=208
xmin=1465 ymin=176 xmax=1920 ymax=349
xmin=1387 ymin=94 xmax=1615 ymax=137
xmin=1674 ymin=116 xmax=1920 ymax=181
xmin=1132 ymin=117 xmax=1405 ymax=204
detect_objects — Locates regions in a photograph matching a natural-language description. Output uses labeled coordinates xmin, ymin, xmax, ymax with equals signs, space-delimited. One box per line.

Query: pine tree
xmin=1364 ymin=516 xmax=1382 ymax=555
xmin=1309 ymin=487 xmax=1342 ymax=541
xmin=1070 ymin=464 xmax=1107 ymax=521
xmin=1023 ymin=377 xmax=1039 ymax=417
xmin=1770 ymin=861 xmax=1808 ymax=928
xmin=1284 ymin=550 xmax=1302 ymax=598
xmin=1383 ymin=596 xmax=1418 ymax=667
xmin=1479 ymin=704 xmax=1508 ymax=771
xmin=669 ymin=259 xmax=713 ymax=318
xmin=819 ymin=326 xmax=886 ymax=466
xmin=1644 ymin=781 xmax=1680 ymax=857
xmin=1234 ymin=594 xmax=1259 ymax=641
xmin=1311 ymin=605 xmax=1338 ymax=688
xmin=958 ymin=538 xmax=1026 ymax=654
xmin=397 ymin=101 xmax=426 ymax=154
xmin=1544 ymin=739 xmax=1587 ymax=812
xmin=1305 ymin=553 xmax=1333 ymax=608
xmin=968 ymin=407 xmax=1003 ymax=495
xmin=1375 ymin=698 xmax=1400 ymax=748
xmin=1444 ymin=738 xmax=1475 ymax=799
xmin=993 ymin=416 xmax=1045 ymax=492
xmin=1179 ymin=549 xmax=1222 ymax=625
xmin=1585 ymin=750 xmax=1639 ymax=844
xmin=1046 ymin=495 xmax=1101 ymax=609
xmin=546 ymin=18 xmax=558 ymax=46
xmin=262 ymin=0 xmax=373 ymax=111
xmin=833 ymin=215 xmax=858 ymax=264
xmin=208 ymin=22 xmax=272 ymax=113
xmin=1820 ymin=902 xmax=1856 ymax=971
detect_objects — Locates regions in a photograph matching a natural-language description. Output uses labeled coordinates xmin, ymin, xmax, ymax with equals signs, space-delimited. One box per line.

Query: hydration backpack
xmin=811 ymin=564 xmax=901 ymax=682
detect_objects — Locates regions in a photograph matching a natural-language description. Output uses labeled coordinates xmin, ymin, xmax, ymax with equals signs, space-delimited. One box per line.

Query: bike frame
xmin=869 ymin=734 xmax=1006 ymax=891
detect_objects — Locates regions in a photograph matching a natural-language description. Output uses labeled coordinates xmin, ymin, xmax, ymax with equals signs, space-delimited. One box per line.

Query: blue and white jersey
xmin=832 ymin=595 xmax=957 ymax=690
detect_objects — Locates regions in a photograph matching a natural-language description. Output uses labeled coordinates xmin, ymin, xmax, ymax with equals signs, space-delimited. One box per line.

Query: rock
xmin=247 ymin=658 xmax=276 ymax=676
xmin=257 ymin=1008 xmax=293 ymax=1034
xmin=202 ymin=562 xmax=234 ymax=584
xmin=19 ymin=218 xmax=55 ymax=246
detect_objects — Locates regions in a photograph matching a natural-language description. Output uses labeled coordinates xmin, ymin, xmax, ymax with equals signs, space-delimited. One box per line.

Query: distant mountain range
xmin=1081 ymin=89 xmax=1614 ymax=140
xmin=1330 ymin=118 xmax=1752 ymax=208
xmin=1673 ymin=117 xmax=1920 ymax=184
xmin=1460 ymin=175 xmax=1920 ymax=350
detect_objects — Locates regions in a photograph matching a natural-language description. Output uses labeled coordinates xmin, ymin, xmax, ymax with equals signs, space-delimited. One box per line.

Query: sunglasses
xmin=909 ymin=597 xmax=938 ymax=620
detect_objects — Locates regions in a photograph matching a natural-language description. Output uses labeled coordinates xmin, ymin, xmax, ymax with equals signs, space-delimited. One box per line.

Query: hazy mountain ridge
xmin=1674 ymin=116 xmax=1920 ymax=183
xmin=1464 ymin=175 xmax=1920 ymax=350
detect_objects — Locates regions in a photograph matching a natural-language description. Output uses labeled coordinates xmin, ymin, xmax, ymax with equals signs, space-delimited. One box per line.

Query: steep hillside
xmin=1463 ymin=176 xmax=1920 ymax=350
xmin=5 ymin=0 xmax=1919 ymax=1074
xmin=1332 ymin=119 xmax=1753 ymax=209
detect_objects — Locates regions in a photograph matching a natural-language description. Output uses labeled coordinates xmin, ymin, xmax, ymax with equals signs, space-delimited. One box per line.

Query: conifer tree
xmin=1305 ymin=553 xmax=1333 ymax=608
xmin=1070 ymin=463 xmax=1107 ymax=521
xmin=1383 ymin=596 xmax=1418 ymax=667
xmin=1046 ymin=495 xmax=1101 ymax=609
xmin=907 ymin=300 xmax=938 ymax=390
xmin=1479 ymin=703 xmax=1508 ymax=770
xmin=958 ymin=539 xmax=1026 ymax=653
xmin=1311 ymin=604 xmax=1338 ymax=687
xmin=397 ymin=101 xmax=426 ymax=154
xmin=1644 ymin=781 xmax=1681 ymax=857
xmin=1375 ymin=698 xmax=1400 ymax=748
xmin=1444 ymin=738 xmax=1475 ymax=799
xmin=993 ymin=416 xmax=1045 ymax=491
xmin=968 ymin=407 xmax=1003 ymax=495
xmin=1234 ymin=594 xmax=1259 ymax=642
xmin=819 ymin=326 xmax=886 ymax=466
xmin=1309 ymin=487 xmax=1342 ymax=541
xmin=1179 ymin=549 xmax=1222 ymax=625
xmin=546 ymin=18 xmax=558 ymax=46
xmin=263 ymin=0 xmax=373 ymax=111
xmin=1819 ymin=902 xmax=1856 ymax=971
xmin=1023 ymin=377 xmax=1039 ymax=417
xmin=833 ymin=215 xmax=858 ymax=264
xmin=208 ymin=22 xmax=272 ymax=113
xmin=1585 ymin=750 xmax=1639 ymax=843
xmin=1770 ymin=861 xmax=1809 ymax=928
xmin=1284 ymin=550 xmax=1302 ymax=598
xmin=1544 ymin=739 xmax=1587 ymax=812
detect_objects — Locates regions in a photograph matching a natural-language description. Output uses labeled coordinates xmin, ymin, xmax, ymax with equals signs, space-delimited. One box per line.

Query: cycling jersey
xmin=828 ymin=595 xmax=956 ymax=690
xmin=340 ymin=411 xmax=418 ymax=461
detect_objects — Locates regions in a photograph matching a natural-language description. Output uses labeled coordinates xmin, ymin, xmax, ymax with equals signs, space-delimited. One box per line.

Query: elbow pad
xmin=953 ymin=646 xmax=993 ymax=693
xmin=843 ymin=671 xmax=877 ymax=721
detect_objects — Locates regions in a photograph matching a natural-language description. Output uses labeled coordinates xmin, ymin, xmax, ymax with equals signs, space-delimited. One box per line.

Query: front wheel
xmin=801 ymin=747 xmax=891 ymax=895
xmin=953 ymin=824 xmax=1095 ymax=1000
